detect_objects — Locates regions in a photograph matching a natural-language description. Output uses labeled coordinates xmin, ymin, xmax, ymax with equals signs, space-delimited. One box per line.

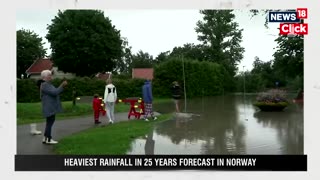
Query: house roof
xmin=25 ymin=58 xmax=53 ymax=75
xmin=132 ymin=68 xmax=154 ymax=80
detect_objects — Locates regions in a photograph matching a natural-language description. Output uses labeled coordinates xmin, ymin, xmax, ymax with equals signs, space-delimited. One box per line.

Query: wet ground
xmin=127 ymin=94 xmax=303 ymax=155
xmin=17 ymin=112 xmax=159 ymax=155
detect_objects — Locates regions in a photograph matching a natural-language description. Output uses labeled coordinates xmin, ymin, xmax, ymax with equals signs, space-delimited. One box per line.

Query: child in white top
xmin=104 ymin=78 xmax=117 ymax=124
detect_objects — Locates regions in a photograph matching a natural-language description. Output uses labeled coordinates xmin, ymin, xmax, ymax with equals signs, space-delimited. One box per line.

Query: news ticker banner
xmin=15 ymin=155 xmax=307 ymax=171
xmin=268 ymin=8 xmax=308 ymax=36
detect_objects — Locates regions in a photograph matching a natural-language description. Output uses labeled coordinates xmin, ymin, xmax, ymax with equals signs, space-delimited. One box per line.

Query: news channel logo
xmin=268 ymin=11 xmax=301 ymax=23
xmin=267 ymin=9 xmax=308 ymax=36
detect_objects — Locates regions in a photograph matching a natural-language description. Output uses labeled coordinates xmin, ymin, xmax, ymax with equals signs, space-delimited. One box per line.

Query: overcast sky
xmin=16 ymin=9 xmax=279 ymax=72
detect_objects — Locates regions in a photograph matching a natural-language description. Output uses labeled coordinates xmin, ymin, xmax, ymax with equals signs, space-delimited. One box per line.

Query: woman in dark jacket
xmin=171 ymin=81 xmax=181 ymax=113
xmin=40 ymin=70 xmax=67 ymax=144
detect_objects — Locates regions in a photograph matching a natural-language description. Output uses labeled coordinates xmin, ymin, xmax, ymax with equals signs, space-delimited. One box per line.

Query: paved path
xmin=17 ymin=112 xmax=160 ymax=155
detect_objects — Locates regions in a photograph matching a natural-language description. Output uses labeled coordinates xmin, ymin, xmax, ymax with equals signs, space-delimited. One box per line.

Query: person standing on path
xmin=142 ymin=79 xmax=157 ymax=121
xmin=171 ymin=81 xmax=181 ymax=113
xmin=40 ymin=70 xmax=67 ymax=144
xmin=104 ymin=78 xmax=117 ymax=124
xmin=92 ymin=94 xmax=102 ymax=124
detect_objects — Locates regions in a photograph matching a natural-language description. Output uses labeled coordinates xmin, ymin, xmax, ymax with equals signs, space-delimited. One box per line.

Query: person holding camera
xmin=39 ymin=70 xmax=67 ymax=144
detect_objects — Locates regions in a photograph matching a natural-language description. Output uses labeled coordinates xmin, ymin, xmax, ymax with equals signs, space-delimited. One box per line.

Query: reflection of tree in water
xmin=254 ymin=107 xmax=303 ymax=154
xmin=154 ymin=118 xmax=199 ymax=145
xmin=155 ymin=95 xmax=247 ymax=154
xmin=200 ymin=113 xmax=246 ymax=154
xmin=144 ymin=131 xmax=155 ymax=155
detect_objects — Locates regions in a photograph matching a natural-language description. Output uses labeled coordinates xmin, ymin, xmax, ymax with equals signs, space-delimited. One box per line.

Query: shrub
xmin=153 ymin=58 xmax=226 ymax=98
xmin=17 ymin=59 xmax=227 ymax=102
xmin=17 ymin=77 xmax=146 ymax=103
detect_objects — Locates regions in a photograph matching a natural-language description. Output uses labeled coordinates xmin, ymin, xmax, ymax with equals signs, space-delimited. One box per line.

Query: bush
xmin=153 ymin=58 xmax=226 ymax=98
xmin=17 ymin=59 xmax=227 ymax=102
xmin=286 ymin=75 xmax=303 ymax=92
xmin=17 ymin=79 xmax=41 ymax=102
xmin=17 ymin=77 xmax=145 ymax=103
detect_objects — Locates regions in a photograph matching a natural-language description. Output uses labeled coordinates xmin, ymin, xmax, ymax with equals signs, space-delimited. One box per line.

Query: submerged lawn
xmin=54 ymin=114 xmax=172 ymax=155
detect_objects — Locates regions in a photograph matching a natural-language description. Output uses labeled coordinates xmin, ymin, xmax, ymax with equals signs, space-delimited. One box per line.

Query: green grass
xmin=53 ymin=114 xmax=173 ymax=155
xmin=17 ymin=98 xmax=172 ymax=125
xmin=153 ymin=98 xmax=172 ymax=104
xmin=17 ymin=101 xmax=129 ymax=125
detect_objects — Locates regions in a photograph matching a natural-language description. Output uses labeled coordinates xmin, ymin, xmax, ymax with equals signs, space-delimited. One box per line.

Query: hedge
xmin=17 ymin=59 xmax=227 ymax=102
xmin=152 ymin=58 xmax=226 ymax=98
xmin=17 ymin=78 xmax=145 ymax=103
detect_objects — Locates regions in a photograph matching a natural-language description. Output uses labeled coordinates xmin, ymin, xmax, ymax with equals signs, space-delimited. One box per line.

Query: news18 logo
xmin=268 ymin=8 xmax=308 ymax=36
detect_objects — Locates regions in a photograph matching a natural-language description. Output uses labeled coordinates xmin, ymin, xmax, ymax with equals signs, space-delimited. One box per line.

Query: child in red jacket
xmin=93 ymin=94 xmax=102 ymax=124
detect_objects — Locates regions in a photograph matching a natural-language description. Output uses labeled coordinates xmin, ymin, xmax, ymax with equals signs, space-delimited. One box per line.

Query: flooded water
xmin=127 ymin=95 xmax=303 ymax=155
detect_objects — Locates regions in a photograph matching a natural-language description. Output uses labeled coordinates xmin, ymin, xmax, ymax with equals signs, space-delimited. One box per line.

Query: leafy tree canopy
xmin=195 ymin=10 xmax=245 ymax=76
xmin=17 ymin=29 xmax=46 ymax=77
xmin=46 ymin=10 xmax=122 ymax=77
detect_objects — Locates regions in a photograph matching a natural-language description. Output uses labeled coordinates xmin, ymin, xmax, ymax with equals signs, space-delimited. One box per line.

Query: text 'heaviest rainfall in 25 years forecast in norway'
xmin=63 ymin=157 xmax=257 ymax=167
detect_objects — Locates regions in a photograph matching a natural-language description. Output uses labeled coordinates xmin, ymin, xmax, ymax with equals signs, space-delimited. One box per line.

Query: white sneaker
xmin=144 ymin=118 xmax=149 ymax=122
xmin=31 ymin=130 xmax=42 ymax=135
xmin=109 ymin=120 xmax=114 ymax=124
xmin=45 ymin=139 xmax=58 ymax=144
xmin=42 ymin=137 xmax=47 ymax=144
xmin=153 ymin=117 xmax=157 ymax=120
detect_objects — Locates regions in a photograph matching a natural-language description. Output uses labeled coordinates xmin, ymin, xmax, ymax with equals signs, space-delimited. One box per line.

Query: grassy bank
xmin=54 ymin=113 xmax=172 ymax=155
xmin=17 ymin=98 xmax=172 ymax=125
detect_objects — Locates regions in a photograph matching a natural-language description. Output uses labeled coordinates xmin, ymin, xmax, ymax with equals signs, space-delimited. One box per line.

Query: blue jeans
xmin=44 ymin=115 xmax=55 ymax=139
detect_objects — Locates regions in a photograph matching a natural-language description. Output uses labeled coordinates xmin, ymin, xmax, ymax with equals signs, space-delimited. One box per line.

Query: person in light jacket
xmin=104 ymin=79 xmax=117 ymax=124
xmin=40 ymin=70 xmax=67 ymax=144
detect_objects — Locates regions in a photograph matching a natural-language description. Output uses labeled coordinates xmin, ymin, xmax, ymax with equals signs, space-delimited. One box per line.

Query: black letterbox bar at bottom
xmin=15 ymin=155 xmax=307 ymax=171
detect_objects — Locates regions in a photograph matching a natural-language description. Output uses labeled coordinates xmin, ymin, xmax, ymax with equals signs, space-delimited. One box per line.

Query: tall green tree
xmin=252 ymin=57 xmax=272 ymax=76
xmin=272 ymin=35 xmax=304 ymax=89
xmin=114 ymin=37 xmax=133 ymax=74
xmin=155 ymin=43 xmax=206 ymax=64
xmin=155 ymin=51 xmax=170 ymax=64
xmin=169 ymin=43 xmax=206 ymax=61
xmin=46 ymin=10 xmax=122 ymax=77
xmin=251 ymin=56 xmax=276 ymax=88
xmin=131 ymin=50 xmax=154 ymax=69
xmin=250 ymin=9 xmax=304 ymax=90
xmin=195 ymin=10 xmax=245 ymax=77
xmin=17 ymin=29 xmax=46 ymax=77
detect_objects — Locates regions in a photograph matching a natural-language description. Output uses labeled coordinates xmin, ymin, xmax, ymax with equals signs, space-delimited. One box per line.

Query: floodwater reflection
xmin=127 ymin=95 xmax=303 ymax=155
